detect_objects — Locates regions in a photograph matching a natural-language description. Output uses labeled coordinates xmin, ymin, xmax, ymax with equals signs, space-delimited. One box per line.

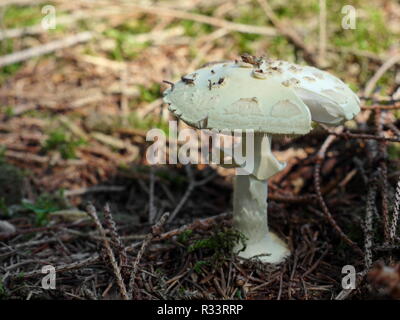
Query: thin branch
xmin=128 ymin=212 xmax=170 ymax=299
xmin=320 ymin=125 xmax=400 ymax=143
xmin=364 ymin=54 xmax=400 ymax=97
xmin=86 ymin=204 xmax=129 ymax=300
xmin=361 ymin=103 xmax=400 ymax=111
xmin=103 ymin=203 xmax=127 ymax=269
xmin=391 ymin=177 xmax=400 ymax=242
xmin=64 ymin=185 xmax=125 ymax=197
xmin=0 ymin=12 xmax=89 ymax=41
xmin=364 ymin=182 xmax=377 ymax=269
xmin=0 ymin=32 xmax=93 ymax=67
xmin=375 ymin=109 xmax=390 ymax=243
xmin=314 ymin=128 xmax=363 ymax=255
xmin=168 ymin=166 xmax=218 ymax=222
xmin=9 ymin=254 xmax=100 ymax=279
xmin=130 ymin=4 xmax=277 ymax=36
xmin=335 ymin=270 xmax=368 ymax=300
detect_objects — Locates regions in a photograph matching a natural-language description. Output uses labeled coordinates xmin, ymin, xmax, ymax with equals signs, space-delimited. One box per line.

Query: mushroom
xmin=163 ymin=55 xmax=360 ymax=263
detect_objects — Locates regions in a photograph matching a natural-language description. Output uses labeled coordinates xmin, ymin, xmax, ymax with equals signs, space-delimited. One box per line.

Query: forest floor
xmin=0 ymin=0 xmax=400 ymax=300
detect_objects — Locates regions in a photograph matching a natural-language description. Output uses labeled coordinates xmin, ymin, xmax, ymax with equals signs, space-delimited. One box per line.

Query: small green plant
xmin=22 ymin=193 xmax=65 ymax=226
xmin=43 ymin=129 xmax=85 ymax=159
xmin=4 ymin=106 xmax=14 ymax=117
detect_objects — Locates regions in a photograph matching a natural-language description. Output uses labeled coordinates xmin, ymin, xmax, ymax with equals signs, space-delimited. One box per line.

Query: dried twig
xmin=0 ymin=12 xmax=89 ymax=41
xmin=5 ymin=150 xmax=49 ymax=164
xmin=103 ymin=203 xmax=127 ymax=269
xmin=0 ymin=32 xmax=93 ymax=67
xmin=269 ymin=193 xmax=317 ymax=203
xmin=168 ymin=166 xmax=218 ymax=222
xmin=386 ymin=122 xmax=400 ymax=138
xmin=364 ymin=182 xmax=377 ymax=269
xmin=335 ymin=270 xmax=368 ymax=300
xmin=9 ymin=254 xmax=100 ymax=279
xmin=128 ymin=212 xmax=170 ymax=299
xmin=0 ymin=237 xmax=58 ymax=253
xmin=86 ymin=204 xmax=129 ymax=300
xmin=64 ymin=185 xmax=125 ymax=197
xmin=130 ymin=4 xmax=277 ymax=36
xmin=375 ymin=109 xmax=390 ymax=243
xmin=364 ymin=54 xmax=400 ymax=97
xmin=314 ymin=128 xmax=363 ymax=255
xmin=0 ymin=0 xmax=46 ymax=6
xmin=361 ymin=103 xmax=400 ymax=111
xmin=321 ymin=125 xmax=400 ymax=143
xmin=391 ymin=178 xmax=400 ymax=242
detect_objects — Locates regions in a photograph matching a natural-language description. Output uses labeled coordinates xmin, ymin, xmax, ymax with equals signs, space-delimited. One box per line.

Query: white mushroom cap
xmin=263 ymin=59 xmax=360 ymax=125
xmin=164 ymin=61 xmax=312 ymax=134
xmin=163 ymin=57 xmax=360 ymax=131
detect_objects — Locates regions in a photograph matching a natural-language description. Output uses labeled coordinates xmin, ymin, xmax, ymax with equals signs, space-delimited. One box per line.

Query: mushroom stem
xmin=233 ymin=174 xmax=268 ymax=243
xmin=232 ymin=133 xmax=289 ymax=263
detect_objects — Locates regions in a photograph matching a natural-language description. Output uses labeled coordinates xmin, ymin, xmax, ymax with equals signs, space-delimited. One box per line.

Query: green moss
xmin=188 ymin=228 xmax=247 ymax=261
